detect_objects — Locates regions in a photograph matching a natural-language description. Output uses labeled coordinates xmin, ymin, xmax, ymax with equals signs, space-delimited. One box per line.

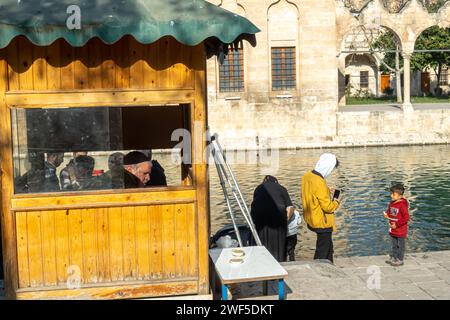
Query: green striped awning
xmin=0 ymin=0 xmax=259 ymax=57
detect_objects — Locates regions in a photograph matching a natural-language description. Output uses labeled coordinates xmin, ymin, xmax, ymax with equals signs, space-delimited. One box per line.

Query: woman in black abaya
xmin=250 ymin=175 xmax=293 ymax=262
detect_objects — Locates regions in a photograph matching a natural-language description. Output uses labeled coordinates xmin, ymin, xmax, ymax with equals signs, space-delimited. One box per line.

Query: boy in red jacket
xmin=384 ymin=183 xmax=410 ymax=267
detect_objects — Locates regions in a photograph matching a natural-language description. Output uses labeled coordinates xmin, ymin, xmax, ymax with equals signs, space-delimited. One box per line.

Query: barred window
xmin=219 ymin=48 xmax=244 ymax=92
xmin=360 ymin=71 xmax=369 ymax=89
xmin=439 ymin=68 xmax=448 ymax=86
xmin=271 ymin=47 xmax=296 ymax=91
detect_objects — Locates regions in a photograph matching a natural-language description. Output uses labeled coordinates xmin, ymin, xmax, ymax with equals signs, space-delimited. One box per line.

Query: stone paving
xmin=233 ymin=250 xmax=450 ymax=300
xmin=1 ymin=251 xmax=449 ymax=300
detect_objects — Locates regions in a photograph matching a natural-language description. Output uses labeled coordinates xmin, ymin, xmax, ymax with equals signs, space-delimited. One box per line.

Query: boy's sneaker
xmin=385 ymin=256 xmax=396 ymax=265
xmin=391 ymin=260 xmax=404 ymax=267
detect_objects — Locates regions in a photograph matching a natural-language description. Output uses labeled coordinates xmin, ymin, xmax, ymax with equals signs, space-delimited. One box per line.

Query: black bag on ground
xmin=210 ymin=224 xmax=253 ymax=248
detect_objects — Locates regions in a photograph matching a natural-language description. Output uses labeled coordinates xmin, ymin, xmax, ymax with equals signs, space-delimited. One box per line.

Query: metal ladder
xmin=209 ymin=133 xmax=262 ymax=247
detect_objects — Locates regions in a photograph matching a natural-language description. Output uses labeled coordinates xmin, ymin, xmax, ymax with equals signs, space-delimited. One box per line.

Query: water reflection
xmin=209 ymin=145 xmax=450 ymax=259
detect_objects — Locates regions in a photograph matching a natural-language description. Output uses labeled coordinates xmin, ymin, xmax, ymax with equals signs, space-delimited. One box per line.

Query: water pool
xmin=209 ymin=144 xmax=450 ymax=259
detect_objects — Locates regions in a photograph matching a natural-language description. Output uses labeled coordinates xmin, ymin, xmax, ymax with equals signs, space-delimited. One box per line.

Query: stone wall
xmin=207 ymin=0 xmax=450 ymax=150
xmin=210 ymin=106 xmax=450 ymax=149
xmin=336 ymin=108 xmax=450 ymax=147
xmin=208 ymin=0 xmax=340 ymax=150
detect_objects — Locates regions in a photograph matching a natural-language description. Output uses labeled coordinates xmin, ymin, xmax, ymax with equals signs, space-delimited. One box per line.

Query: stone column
xmin=338 ymin=55 xmax=347 ymax=107
xmin=402 ymin=52 xmax=414 ymax=112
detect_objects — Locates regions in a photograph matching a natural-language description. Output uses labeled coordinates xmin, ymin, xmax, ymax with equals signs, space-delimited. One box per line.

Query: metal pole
xmin=213 ymin=135 xmax=255 ymax=223
xmin=212 ymin=148 xmax=243 ymax=247
xmin=212 ymin=138 xmax=262 ymax=246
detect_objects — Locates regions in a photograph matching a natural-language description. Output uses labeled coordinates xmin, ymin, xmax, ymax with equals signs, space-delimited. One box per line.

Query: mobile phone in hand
xmin=333 ymin=189 xmax=341 ymax=200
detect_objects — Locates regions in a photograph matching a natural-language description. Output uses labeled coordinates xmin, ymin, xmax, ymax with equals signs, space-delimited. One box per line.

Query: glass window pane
xmin=219 ymin=47 xmax=244 ymax=92
xmin=271 ymin=47 xmax=296 ymax=90
xmin=11 ymin=105 xmax=192 ymax=194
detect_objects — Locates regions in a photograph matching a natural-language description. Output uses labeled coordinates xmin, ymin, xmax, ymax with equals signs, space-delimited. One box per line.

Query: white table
xmin=209 ymin=246 xmax=289 ymax=300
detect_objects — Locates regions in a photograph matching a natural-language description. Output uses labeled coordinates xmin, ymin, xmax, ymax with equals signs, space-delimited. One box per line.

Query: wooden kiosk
xmin=0 ymin=0 xmax=258 ymax=299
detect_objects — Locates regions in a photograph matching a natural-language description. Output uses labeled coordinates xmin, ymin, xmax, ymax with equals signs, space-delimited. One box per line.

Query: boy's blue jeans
xmin=391 ymin=235 xmax=406 ymax=261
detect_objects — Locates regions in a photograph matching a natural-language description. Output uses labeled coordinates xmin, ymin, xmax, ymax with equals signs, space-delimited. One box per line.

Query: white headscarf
xmin=314 ymin=153 xmax=337 ymax=178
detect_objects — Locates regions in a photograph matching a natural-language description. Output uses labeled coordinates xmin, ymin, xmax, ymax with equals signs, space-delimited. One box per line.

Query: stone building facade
xmin=206 ymin=0 xmax=450 ymax=150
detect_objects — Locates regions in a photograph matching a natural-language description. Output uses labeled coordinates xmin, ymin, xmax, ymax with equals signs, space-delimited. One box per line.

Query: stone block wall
xmin=207 ymin=0 xmax=450 ymax=150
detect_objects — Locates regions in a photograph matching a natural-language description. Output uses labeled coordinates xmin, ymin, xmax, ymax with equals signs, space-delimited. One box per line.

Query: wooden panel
xmin=0 ymin=48 xmax=19 ymax=298
xmin=149 ymin=204 xmax=163 ymax=279
xmin=74 ymin=47 xmax=89 ymax=90
xmin=60 ymin=40 xmax=75 ymax=90
xmin=87 ymin=38 xmax=103 ymax=90
xmin=53 ymin=210 xmax=70 ymax=285
xmin=421 ymin=72 xmax=430 ymax=94
xmin=115 ymin=38 xmax=130 ymax=89
xmin=143 ymin=42 xmax=157 ymax=89
xmin=15 ymin=212 xmax=30 ymax=288
xmin=16 ymin=279 xmax=198 ymax=300
xmin=41 ymin=210 xmax=57 ymax=286
xmin=46 ymin=41 xmax=62 ymax=90
xmin=96 ymin=208 xmax=111 ymax=282
xmin=101 ymin=44 xmax=115 ymax=89
xmin=186 ymin=203 xmax=198 ymax=277
xmin=4 ymin=36 xmax=195 ymax=93
xmin=32 ymin=46 xmax=48 ymax=91
xmin=157 ymin=39 xmax=170 ymax=88
xmin=381 ymin=74 xmax=391 ymax=93
xmin=16 ymin=203 xmax=198 ymax=290
xmin=67 ymin=209 xmax=84 ymax=284
xmin=122 ymin=206 xmax=137 ymax=280
xmin=26 ymin=211 xmax=44 ymax=287
xmin=129 ymin=40 xmax=145 ymax=89
xmin=192 ymin=44 xmax=210 ymax=295
xmin=11 ymin=188 xmax=196 ymax=211
xmin=170 ymin=40 xmax=184 ymax=88
xmin=6 ymin=89 xmax=195 ymax=108
xmin=108 ymin=207 xmax=124 ymax=282
xmin=17 ymin=39 xmax=34 ymax=91
xmin=6 ymin=38 xmax=20 ymax=90
xmin=175 ymin=204 xmax=188 ymax=277
xmin=162 ymin=205 xmax=176 ymax=279
xmin=181 ymin=43 xmax=194 ymax=88
xmin=81 ymin=209 xmax=98 ymax=283
xmin=135 ymin=206 xmax=151 ymax=280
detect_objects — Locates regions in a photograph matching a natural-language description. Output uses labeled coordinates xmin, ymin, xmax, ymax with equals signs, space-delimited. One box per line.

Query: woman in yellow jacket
xmin=301 ymin=153 xmax=341 ymax=263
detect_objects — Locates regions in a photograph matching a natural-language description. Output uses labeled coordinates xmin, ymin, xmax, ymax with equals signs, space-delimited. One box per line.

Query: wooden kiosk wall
xmin=0 ymin=36 xmax=210 ymax=299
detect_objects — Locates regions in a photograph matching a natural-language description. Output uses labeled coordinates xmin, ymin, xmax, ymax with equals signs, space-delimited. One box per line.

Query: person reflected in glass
xmin=250 ymin=175 xmax=293 ymax=262
xmin=139 ymin=150 xmax=167 ymax=187
xmin=123 ymin=151 xmax=152 ymax=188
xmin=65 ymin=155 xmax=96 ymax=191
xmin=99 ymin=152 xmax=126 ymax=189
xmin=60 ymin=151 xmax=88 ymax=190
xmin=44 ymin=152 xmax=65 ymax=192
xmin=15 ymin=151 xmax=46 ymax=194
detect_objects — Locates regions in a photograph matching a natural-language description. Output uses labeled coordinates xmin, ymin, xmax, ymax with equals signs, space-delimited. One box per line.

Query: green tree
xmin=370 ymin=29 xmax=404 ymax=102
xmin=423 ymin=0 xmax=449 ymax=13
xmin=412 ymin=26 xmax=450 ymax=95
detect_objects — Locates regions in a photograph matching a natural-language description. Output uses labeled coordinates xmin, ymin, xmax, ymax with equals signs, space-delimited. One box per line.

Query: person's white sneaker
xmin=385 ymin=256 xmax=395 ymax=265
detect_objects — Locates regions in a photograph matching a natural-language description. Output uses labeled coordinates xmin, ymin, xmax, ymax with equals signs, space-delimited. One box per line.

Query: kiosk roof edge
xmin=0 ymin=0 xmax=260 ymax=56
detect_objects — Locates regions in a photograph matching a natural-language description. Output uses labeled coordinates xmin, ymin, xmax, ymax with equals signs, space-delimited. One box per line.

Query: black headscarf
xmin=251 ymin=176 xmax=292 ymax=228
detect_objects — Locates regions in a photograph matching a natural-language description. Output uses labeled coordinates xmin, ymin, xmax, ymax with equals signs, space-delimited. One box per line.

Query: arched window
xmin=268 ymin=1 xmax=299 ymax=91
xmin=218 ymin=0 xmax=246 ymax=93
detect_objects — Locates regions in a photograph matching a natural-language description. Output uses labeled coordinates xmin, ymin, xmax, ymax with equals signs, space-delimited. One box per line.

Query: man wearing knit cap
xmin=123 ymin=151 xmax=153 ymax=188
xmin=301 ymin=153 xmax=341 ymax=263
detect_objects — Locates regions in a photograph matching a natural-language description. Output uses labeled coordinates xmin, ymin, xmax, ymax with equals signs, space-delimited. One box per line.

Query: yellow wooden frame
xmin=0 ymin=38 xmax=210 ymax=299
